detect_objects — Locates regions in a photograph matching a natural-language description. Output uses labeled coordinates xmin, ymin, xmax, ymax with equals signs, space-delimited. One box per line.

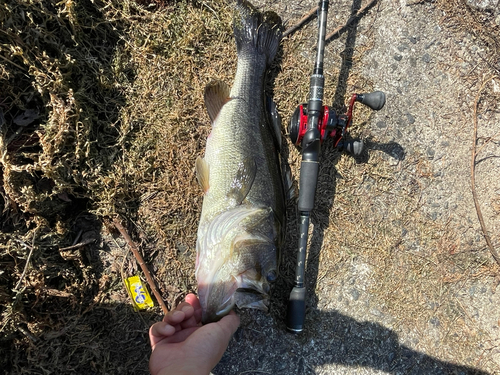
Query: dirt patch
xmin=1 ymin=0 xmax=499 ymax=374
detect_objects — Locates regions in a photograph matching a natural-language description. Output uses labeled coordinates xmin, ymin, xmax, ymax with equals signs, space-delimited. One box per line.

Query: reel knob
xmin=356 ymin=91 xmax=386 ymax=111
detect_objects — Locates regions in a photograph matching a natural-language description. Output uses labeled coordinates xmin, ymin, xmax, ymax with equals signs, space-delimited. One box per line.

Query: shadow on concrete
xmin=213 ymin=306 xmax=488 ymax=374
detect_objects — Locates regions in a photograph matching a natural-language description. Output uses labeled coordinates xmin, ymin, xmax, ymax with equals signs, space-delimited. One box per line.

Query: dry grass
xmin=0 ymin=0 xmax=234 ymax=372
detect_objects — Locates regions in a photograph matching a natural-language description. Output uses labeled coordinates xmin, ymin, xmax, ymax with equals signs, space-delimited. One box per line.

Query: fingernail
xmin=181 ymin=305 xmax=192 ymax=313
xmin=172 ymin=310 xmax=183 ymax=318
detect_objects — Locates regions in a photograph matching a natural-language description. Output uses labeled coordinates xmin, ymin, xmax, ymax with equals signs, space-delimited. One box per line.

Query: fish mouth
xmin=199 ymin=278 xmax=239 ymax=324
xmin=198 ymin=272 xmax=272 ymax=324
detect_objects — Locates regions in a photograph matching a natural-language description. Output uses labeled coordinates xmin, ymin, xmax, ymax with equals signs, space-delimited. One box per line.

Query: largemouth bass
xmin=195 ymin=0 xmax=285 ymax=323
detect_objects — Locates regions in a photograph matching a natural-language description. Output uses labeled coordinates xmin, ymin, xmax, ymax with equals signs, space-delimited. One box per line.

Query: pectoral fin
xmin=227 ymin=158 xmax=256 ymax=205
xmin=195 ymin=156 xmax=210 ymax=193
xmin=204 ymin=81 xmax=230 ymax=123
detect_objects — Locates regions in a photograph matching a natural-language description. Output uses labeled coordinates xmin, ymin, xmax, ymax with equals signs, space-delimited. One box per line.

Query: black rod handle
xmin=286 ymin=286 xmax=306 ymax=333
xmin=286 ymin=213 xmax=310 ymax=333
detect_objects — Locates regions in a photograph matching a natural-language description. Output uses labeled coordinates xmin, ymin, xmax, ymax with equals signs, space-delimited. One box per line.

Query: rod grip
xmin=286 ymin=286 xmax=306 ymax=333
xmin=298 ymin=160 xmax=319 ymax=212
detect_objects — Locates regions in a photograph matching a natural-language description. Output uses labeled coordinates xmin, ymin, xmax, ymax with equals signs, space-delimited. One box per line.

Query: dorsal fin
xmin=204 ymin=81 xmax=230 ymax=123
xmin=195 ymin=156 xmax=210 ymax=193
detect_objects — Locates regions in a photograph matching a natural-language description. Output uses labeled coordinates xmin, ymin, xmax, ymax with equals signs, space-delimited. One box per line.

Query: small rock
xmin=496 ymin=15 xmax=500 ymax=25
xmin=397 ymin=43 xmax=409 ymax=52
xmin=388 ymin=352 xmax=396 ymax=363
xmin=394 ymin=54 xmax=403 ymax=61
xmin=410 ymin=57 xmax=417 ymax=67
xmin=405 ymin=113 xmax=415 ymax=124
xmin=427 ymin=148 xmax=435 ymax=158
xmin=350 ymin=289 xmax=360 ymax=301
xmin=377 ymin=120 xmax=387 ymax=128
xmin=422 ymin=53 xmax=431 ymax=63
xmin=273 ymin=362 xmax=287 ymax=371
xmin=409 ymin=36 xmax=417 ymax=44
xmin=425 ymin=40 xmax=436 ymax=49
xmin=430 ymin=317 xmax=440 ymax=327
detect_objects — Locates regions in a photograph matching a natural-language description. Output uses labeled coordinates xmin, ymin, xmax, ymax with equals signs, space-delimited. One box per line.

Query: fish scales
xmin=195 ymin=0 xmax=285 ymax=323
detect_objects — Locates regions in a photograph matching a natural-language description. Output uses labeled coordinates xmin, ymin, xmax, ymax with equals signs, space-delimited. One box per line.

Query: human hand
xmin=149 ymin=293 xmax=240 ymax=375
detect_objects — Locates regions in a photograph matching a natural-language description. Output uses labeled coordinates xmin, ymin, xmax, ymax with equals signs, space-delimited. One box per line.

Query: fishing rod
xmin=286 ymin=0 xmax=386 ymax=333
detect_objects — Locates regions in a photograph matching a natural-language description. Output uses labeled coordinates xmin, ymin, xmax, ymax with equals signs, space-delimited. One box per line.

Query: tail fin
xmin=233 ymin=0 xmax=283 ymax=66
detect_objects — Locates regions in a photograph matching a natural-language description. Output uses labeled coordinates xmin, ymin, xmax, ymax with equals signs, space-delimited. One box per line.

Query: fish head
xmin=196 ymin=206 xmax=280 ymax=323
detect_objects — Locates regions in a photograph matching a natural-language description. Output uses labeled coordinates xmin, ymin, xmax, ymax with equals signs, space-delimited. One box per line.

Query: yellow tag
xmin=125 ymin=275 xmax=154 ymax=310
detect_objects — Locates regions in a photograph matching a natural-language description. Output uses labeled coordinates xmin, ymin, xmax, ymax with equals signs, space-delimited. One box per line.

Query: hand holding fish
xmin=149 ymin=293 xmax=240 ymax=375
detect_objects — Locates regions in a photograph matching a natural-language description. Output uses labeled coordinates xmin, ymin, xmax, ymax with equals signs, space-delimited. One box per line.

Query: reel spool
xmin=289 ymin=104 xmax=345 ymax=146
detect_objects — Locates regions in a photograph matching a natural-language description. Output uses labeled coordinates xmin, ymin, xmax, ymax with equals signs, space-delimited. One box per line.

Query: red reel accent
xmin=295 ymin=104 xmax=308 ymax=146
xmin=346 ymin=93 xmax=358 ymax=131
xmin=295 ymin=105 xmax=333 ymax=146
xmin=331 ymin=93 xmax=357 ymax=147
xmin=293 ymin=93 xmax=359 ymax=147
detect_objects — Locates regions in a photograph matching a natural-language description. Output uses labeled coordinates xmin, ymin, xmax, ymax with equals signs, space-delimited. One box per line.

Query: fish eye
xmin=266 ymin=269 xmax=277 ymax=283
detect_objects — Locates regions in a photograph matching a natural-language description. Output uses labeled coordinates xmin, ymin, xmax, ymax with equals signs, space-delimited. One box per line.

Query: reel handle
xmin=356 ymin=91 xmax=386 ymax=111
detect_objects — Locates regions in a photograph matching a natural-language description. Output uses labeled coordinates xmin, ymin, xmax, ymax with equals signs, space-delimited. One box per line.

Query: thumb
xmin=217 ymin=310 xmax=240 ymax=338
xmin=183 ymin=310 xmax=240 ymax=372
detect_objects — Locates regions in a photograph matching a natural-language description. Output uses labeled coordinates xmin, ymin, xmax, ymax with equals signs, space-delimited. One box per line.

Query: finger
xmin=150 ymin=321 xmax=176 ymax=338
xmin=163 ymin=309 xmax=185 ymax=325
xmin=185 ymin=293 xmax=201 ymax=310
xmin=162 ymin=326 xmax=200 ymax=344
xmin=185 ymin=293 xmax=203 ymax=324
xmin=149 ymin=322 xmax=176 ymax=348
xmin=179 ymin=304 xmax=199 ymax=329
xmin=193 ymin=306 xmax=202 ymax=325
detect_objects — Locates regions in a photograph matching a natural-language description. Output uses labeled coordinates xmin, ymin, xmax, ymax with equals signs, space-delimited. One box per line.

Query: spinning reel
xmin=289 ymin=91 xmax=386 ymax=155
